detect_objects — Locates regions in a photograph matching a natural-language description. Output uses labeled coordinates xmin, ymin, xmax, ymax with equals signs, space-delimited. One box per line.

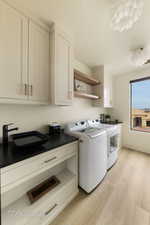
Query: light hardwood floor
xmin=50 ymin=148 xmax=150 ymax=225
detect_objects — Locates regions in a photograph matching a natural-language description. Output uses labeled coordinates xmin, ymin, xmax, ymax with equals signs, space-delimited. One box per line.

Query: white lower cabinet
xmin=37 ymin=179 xmax=77 ymax=225
xmin=1 ymin=142 xmax=78 ymax=225
xmin=25 ymin=173 xmax=77 ymax=225
xmin=1 ymin=142 xmax=77 ymax=193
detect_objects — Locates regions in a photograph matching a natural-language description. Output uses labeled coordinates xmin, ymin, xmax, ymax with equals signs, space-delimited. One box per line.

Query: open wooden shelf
xmin=74 ymin=91 xmax=100 ymax=100
xmin=74 ymin=69 xmax=100 ymax=86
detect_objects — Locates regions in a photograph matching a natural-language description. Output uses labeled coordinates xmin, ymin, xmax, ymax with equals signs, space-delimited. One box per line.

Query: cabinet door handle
xmin=24 ymin=84 xmax=27 ymax=96
xmin=45 ymin=204 xmax=58 ymax=215
xmin=30 ymin=85 xmax=33 ymax=96
xmin=44 ymin=157 xmax=57 ymax=163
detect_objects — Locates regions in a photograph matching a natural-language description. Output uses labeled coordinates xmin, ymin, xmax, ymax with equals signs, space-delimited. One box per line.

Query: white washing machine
xmin=65 ymin=120 xmax=107 ymax=193
xmin=87 ymin=119 xmax=120 ymax=170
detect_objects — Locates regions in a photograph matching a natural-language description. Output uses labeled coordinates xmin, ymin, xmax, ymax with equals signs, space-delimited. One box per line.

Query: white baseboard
xmin=123 ymin=145 xmax=150 ymax=155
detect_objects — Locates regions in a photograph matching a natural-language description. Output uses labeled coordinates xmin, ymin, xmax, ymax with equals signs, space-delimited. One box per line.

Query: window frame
xmin=130 ymin=76 xmax=150 ymax=133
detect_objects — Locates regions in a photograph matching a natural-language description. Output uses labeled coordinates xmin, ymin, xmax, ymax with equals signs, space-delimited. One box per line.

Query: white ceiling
xmin=13 ymin=0 xmax=150 ymax=75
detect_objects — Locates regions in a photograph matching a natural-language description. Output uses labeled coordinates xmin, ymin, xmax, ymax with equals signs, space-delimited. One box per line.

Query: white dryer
xmin=87 ymin=119 xmax=120 ymax=170
xmin=65 ymin=120 xmax=107 ymax=193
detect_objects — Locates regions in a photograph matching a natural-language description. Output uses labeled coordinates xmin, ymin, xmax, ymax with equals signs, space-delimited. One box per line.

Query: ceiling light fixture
xmin=131 ymin=46 xmax=150 ymax=67
xmin=111 ymin=0 xmax=144 ymax=32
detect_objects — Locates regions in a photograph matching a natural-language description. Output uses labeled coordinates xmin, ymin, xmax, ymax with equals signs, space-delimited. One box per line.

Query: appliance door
xmin=79 ymin=132 xmax=107 ymax=193
xmin=109 ymin=134 xmax=119 ymax=153
xmin=107 ymin=131 xmax=119 ymax=169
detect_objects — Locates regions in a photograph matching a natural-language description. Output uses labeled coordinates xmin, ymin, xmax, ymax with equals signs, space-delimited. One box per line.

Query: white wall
xmin=0 ymin=60 xmax=105 ymax=138
xmin=111 ymin=68 xmax=150 ymax=154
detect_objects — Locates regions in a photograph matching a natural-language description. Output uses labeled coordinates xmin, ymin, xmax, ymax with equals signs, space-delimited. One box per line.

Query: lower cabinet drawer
xmin=1 ymin=152 xmax=59 ymax=188
xmin=1 ymin=142 xmax=77 ymax=189
xmin=40 ymin=180 xmax=77 ymax=225
xmin=27 ymin=179 xmax=77 ymax=225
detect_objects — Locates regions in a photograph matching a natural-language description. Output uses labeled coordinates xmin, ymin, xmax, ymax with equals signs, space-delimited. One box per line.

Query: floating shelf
xmin=74 ymin=69 xmax=100 ymax=86
xmin=74 ymin=91 xmax=100 ymax=100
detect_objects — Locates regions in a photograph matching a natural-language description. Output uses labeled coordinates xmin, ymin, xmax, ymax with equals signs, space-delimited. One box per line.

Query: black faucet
xmin=3 ymin=123 xmax=19 ymax=145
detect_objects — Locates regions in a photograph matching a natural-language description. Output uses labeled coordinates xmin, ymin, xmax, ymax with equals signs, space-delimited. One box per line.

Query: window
xmin=130 ymin=77 xmax=150 ymax=133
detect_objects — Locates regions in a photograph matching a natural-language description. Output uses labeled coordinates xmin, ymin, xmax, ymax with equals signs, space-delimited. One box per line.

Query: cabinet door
xmin=104 ymin=75 xmax=113 ymax=108
xmin=53 ymin=32 xmax=73 ymax=105
xmin=0 ymin=1 xmax=28 ymax=99
xmin=29 ymin=21 xmax=50 ymax=102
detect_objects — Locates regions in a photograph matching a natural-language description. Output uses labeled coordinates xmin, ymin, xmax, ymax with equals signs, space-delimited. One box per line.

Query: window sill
xmin=130 ymin=128 xmax=150 ymax=134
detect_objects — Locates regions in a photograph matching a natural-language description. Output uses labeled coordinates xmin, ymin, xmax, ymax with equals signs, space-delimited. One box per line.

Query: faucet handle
xmin=4 ymin=123 xmax=14 ymax=127
xmin=3 ymin=123 xmax=14 ymax=131
xmin=2 ymin=123 xmax=18 ymax=145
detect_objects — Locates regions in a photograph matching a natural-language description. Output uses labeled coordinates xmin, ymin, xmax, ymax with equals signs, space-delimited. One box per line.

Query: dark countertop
xmin=0 ymin=133 xmax=78 ymax=169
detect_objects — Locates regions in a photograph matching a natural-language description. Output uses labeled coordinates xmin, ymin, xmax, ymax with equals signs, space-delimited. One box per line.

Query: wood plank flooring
xmin=50 ymin=148 xmax=150 ymax=225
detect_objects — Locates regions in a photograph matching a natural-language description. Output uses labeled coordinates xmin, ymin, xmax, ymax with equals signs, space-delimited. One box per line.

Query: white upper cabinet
xmin=50 ymin=25 xmax=73 ymax=106
xmin=0 ymin=1 xmax=28 ymax=100
xmin=0 ymin=1 xmax=50 ymax=104
xmin=92 ymin=66 xmax=113 ymax=108
xmin=28 ymin=21 xmax=50 ymax=102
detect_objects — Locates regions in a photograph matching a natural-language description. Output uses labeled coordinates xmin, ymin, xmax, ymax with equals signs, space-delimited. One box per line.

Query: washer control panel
xmin=87 ymin=119 xmax=100 ymax=128
xmin=66 ymin=120 xmax=88 ymax=132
